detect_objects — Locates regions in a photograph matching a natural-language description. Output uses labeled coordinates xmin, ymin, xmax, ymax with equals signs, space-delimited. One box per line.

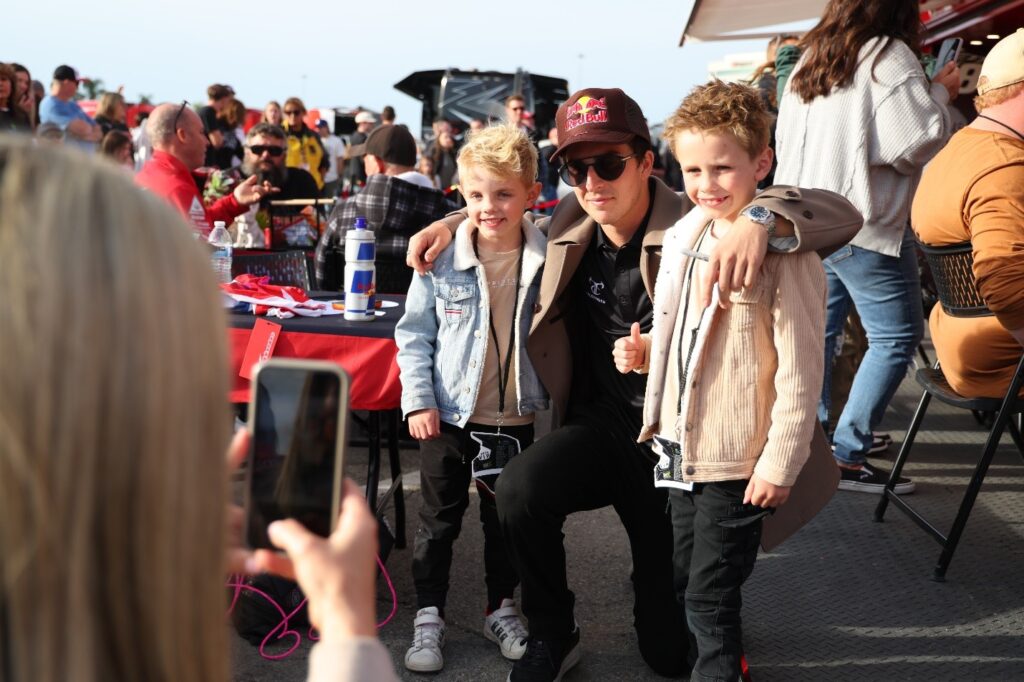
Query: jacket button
xmin=802 ymin=210 xmax=814 ymax=219
xmin=474 ymin=330 xmax=481 ymax=338
xmin=533 ymin=303 xmax=542 ymax=314
xmin=463 ymin=387 xmax=470 ymax=394
xmin=470 ymin=360 xmax=477 ymax=368
xmin=685 ymin=422 xmax=693 ymax=431
xmin=452 ymin=413 xmax=460 ymax=421
xmin=685 ymin=465 xmax=696 ymax=475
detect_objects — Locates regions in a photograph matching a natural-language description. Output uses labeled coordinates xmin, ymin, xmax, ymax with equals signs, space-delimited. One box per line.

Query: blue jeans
xmin=820 ymin=229 xmax=923 ymax=466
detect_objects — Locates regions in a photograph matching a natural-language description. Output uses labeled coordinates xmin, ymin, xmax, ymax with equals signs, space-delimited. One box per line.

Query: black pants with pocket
xmin=495 ymin=412 xmax=690 ymax=676
xmin=670 ymin=481 xmax=766 ymax=682
xmin=412 ymin=420 xmax=533 ymax=612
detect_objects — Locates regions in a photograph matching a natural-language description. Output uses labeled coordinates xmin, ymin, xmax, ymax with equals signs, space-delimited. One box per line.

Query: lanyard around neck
xmin=977 ymin=114 xmax=1024 ymax=142
xmin=473 ymin=231 xmax=525 ymax=427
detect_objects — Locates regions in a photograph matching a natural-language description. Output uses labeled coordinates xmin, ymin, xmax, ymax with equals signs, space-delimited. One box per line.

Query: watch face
xmin=746 ymin=205 xmax=772 ymax=223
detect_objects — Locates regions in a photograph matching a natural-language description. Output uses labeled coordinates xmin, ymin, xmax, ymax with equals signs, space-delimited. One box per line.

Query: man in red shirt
xmin=136 ymin=101 xmax=273 ymax=236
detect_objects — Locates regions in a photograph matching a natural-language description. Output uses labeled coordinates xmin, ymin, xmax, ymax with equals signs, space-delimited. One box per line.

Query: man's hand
xmin=255 ymin=479 xmax=380 ymax=638
xmin=233 ymin=174 xmax=279 ymax=206
xmin=700 ymin=217 xmax=768 ymax=308
xmin=408 ymin=408 xmax=441 ymax=440
xmin=406 ymin=223 xmax=454 ymax=274
xmin=743 ymin=474 xmax=791 ymax=508
xmin=612 ymin=322 xmax=647 ymax=374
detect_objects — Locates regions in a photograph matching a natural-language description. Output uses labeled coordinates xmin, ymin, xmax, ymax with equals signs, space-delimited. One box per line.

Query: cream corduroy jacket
xmin=637 ymin=207 xmax=826 ymax=487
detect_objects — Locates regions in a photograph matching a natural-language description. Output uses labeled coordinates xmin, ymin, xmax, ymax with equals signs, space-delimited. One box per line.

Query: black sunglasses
xmin=283 ymin=109 xmax=303 ymax=116
xmin=559 ymin=152 xmax=639 ymax=187
xmin=248 ymin=144 xmax=285 ymax=157
xmin=172 ymin=99 xmax=189 ymax=132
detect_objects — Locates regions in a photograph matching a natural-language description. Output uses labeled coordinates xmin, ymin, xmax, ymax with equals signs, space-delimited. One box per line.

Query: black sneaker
xmin=868 ymin=432 xmax=892 ymax=455
xmin=838 ymin=461 xmax=915 ymax=495
xmin=507 ymin=627 xmax=581 ymax=682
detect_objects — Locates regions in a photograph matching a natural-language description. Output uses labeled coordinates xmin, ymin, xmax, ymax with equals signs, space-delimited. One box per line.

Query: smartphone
xmin=243 ymin=359 xmax=350 ymax=550
xmin=931 ymin=37 xmax=963 ymax=77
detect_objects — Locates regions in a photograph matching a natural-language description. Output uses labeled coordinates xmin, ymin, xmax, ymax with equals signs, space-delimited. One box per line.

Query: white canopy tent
xmin=679 ymin=0 xmax=955 ymax=45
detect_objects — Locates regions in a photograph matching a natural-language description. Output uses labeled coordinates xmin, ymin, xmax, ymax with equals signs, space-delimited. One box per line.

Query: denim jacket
xmin=395 ymin=217 xmax=549 ymax=428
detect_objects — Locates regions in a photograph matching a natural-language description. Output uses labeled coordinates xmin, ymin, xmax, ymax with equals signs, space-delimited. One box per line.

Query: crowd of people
xmin=3 ymin=1 xmax=1024 ymax=680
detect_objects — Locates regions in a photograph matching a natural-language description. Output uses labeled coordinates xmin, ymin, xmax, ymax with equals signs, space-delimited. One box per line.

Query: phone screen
xmin=245 ymin=363 xmax=347 ymax=549
xmin=933 ymin=38 xmax=963 ymax=76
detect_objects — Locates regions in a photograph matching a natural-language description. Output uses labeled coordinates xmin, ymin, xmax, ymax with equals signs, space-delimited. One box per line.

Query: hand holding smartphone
xmin=244 ymin=359 xmax=350 ymax=550
xmin=930 ymin=37 xmax=963 ymax=78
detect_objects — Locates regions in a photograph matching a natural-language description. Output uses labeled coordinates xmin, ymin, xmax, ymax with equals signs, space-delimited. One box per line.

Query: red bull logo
xmin=565 ymin=95 xmax=608 ymax=131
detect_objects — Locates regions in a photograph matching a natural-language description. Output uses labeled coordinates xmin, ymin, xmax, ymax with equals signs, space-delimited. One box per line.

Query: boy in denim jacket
xmin=615 ymin=81 xmax=826 ymax=680
xmin=395 ymin=125 xmax=549 ymax=673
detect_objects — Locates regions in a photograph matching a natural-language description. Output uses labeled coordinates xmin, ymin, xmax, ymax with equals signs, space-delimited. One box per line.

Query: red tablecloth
xmin=227 ymin=296 xmax=403 ymax=411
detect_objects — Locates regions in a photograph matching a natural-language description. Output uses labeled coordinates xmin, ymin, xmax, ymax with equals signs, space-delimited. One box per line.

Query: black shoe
xmin=507 ymin=627 xmax=581 ymax=682
xmin=838 ymin=461 xmax=915 ymax=495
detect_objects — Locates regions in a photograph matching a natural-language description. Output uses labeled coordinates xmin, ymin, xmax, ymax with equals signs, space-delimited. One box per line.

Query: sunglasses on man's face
xmin=249 ymin=144 xmax=285 ymax=157
xmin=284 ymin=109 xmax=302 ymax=116
xmin=559 ymin=152 xmax=639 ymax=187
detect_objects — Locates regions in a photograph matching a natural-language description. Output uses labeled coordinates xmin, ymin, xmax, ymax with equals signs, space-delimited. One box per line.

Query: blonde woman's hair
xmin=96 ymin=91 xmax=125 ymax=120
xmin=0 ymin=138 xmax=231 ymax=682
xmin=457 ymin=124 xmax=538 ymax=187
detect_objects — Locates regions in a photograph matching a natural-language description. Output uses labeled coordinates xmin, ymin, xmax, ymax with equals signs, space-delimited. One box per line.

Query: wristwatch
xmin=740 ymin=205 xmax=777 ymax=238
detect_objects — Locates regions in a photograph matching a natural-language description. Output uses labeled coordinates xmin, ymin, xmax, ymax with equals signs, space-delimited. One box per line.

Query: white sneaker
xmin=484 ymin=598 xmax=529 ymax=660
xmin=405 ymin=606 xmax=446 ymax=672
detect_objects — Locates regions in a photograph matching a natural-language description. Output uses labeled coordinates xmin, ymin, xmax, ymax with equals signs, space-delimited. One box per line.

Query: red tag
xmin=240 ymin=319 xmax=282 ymax=379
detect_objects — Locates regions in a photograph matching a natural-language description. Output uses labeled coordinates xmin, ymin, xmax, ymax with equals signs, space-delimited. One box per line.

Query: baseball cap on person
xmin=978 ymin=28 xmax=1024 ymax=95
xmin=53 ymin=65 xmax=79 ymax=83
xmin=349 ymin=124 xmax=417 ymax=167
xmin=355 ymin=111 xmax=377 ymax=124
xmin=551 ymin=87 xmax=650 ymax=161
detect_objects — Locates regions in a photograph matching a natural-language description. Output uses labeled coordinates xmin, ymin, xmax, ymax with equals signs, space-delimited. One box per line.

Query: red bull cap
xmin=552 ymin=87 xmax=650 ymax=161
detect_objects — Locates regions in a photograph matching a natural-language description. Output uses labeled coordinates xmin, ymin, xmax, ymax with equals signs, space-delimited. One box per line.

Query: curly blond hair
xmin=663 ymin=80 xmax=772 ymax=159
xmin=457 ymin=124 xmax=538 ymax=186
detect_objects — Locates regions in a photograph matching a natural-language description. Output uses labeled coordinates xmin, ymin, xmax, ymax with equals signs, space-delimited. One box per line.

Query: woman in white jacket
xmin=774 ymin=0 xmax=960 ymax=494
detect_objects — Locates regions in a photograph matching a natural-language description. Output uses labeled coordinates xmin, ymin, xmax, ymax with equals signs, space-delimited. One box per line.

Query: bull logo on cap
xmin=565 ymin=95 xmax=609 ymax=131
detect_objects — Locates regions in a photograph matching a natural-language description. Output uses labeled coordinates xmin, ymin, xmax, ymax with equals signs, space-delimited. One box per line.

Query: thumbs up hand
xmin=612 ymin=322 xmax=647 ymax=374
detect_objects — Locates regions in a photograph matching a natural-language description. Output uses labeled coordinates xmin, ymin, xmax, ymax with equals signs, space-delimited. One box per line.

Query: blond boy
xmin=395 ymin=125 xmax=548 ymax=672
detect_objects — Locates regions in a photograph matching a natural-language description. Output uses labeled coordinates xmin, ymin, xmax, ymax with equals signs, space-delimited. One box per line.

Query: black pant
xmin=495 ymin=414 xmax=689 ymax=676
xmin=412 ymin=421 xmax=533 ymax=612
xmin=669 ymin=481 xmax=765 ymax=682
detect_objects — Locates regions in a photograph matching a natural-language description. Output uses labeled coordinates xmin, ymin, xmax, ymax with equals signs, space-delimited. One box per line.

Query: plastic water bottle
xmin=344 ymin=216 xmax=376 ymax=322
xmin=208 ymin=220 xmax=233 ymax=284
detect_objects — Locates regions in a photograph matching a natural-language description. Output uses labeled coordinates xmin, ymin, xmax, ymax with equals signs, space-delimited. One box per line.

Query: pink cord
xmin=226 ymin=553 xmax=398 ymax=661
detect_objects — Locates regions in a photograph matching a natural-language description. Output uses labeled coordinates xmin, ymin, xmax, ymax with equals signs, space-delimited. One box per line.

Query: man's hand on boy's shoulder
xmin=700 ymin=216 xmax=772 ymax=309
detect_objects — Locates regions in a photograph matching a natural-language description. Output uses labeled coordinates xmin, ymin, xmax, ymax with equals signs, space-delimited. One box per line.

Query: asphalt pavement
xmin=232 ymin=357 xmax=1024 ymax=681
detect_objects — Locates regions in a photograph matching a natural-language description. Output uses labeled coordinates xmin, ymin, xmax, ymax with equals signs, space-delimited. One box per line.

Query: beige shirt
xmin=469 ymin=243 xmax=532 ymax=426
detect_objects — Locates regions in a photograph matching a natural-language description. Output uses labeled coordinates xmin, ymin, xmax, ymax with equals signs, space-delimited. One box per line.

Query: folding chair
xmin=231 ymin=251 xmax=314 ymax=290
xmin=873 ymin=241 xmax=1024 ymax=581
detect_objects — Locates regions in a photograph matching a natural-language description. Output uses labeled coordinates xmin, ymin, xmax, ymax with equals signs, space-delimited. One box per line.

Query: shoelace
xmin=492 ymin=605 xmax=529 ymax=642
xmin=412 ymin=623 xmax=443 ymax=649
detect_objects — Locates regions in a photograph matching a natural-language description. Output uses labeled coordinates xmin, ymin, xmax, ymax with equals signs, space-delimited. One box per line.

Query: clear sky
xmin=8 ymin=0 xmax=779 ymax=132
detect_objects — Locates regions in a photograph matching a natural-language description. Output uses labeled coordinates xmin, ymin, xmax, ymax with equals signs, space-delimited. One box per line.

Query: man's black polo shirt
xmin=569 ymin=182 xmax=656 ymax=432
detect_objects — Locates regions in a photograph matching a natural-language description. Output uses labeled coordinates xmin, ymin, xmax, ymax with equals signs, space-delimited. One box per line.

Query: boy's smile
xmin=460 ymin=166 xmax=540 ymax=251
xmin=674 ymin=129 xmax=772 ymax=223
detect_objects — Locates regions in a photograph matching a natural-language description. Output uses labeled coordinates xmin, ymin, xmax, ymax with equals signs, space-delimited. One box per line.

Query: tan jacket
xmin=637 ymin=208 xmax=826 ymax=488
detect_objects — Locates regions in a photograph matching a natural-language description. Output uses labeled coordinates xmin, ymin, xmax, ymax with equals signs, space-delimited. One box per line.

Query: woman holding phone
xmin=0 ymin=137 xmax=396 ymax=682
xmin=774 ymin=0 xmax=960 ymax=494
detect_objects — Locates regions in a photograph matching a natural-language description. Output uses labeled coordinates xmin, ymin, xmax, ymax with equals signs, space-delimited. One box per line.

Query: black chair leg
xmin=875 ymin=389 xmax=932 ymax=522
xmin=917 ymin=344 xmax=932 ymax=368
xmin=934 ymin=414 xmax=1010 ymax=581
xmin=365 ymin=411 xmax=381 ymax=512
xmin=387 ymin=409 xmax=407 ymax=549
